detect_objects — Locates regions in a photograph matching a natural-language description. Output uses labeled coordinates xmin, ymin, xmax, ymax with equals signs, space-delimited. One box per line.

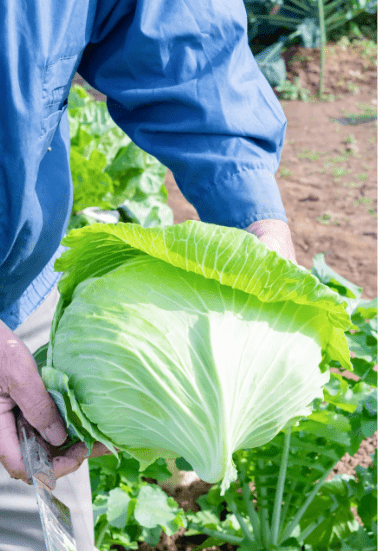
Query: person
xmin=0 ymin=0 xmax=296 ymax=549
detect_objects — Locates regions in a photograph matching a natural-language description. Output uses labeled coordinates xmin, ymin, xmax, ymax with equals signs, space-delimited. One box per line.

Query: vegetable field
xmin=63 ymin=31 xmax=377 ymax=551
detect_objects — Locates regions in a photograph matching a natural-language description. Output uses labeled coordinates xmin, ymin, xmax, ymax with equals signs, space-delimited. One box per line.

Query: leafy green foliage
xmin=66 ymin=84 xmax=173 ymax=230
xmin=88 ymin=454 xmax=186 ymax=549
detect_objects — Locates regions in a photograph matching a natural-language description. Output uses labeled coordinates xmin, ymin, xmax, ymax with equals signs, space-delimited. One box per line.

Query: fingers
xmin=53 ymin=441 xmax=114 ymax=480
xmin=0 ymin=406 xmax=29 ymax=483
xmin=8 ymin=343 xmax=68 ymax=447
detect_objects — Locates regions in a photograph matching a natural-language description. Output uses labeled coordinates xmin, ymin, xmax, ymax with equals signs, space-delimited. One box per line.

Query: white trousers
xmin=0 ymin=288 xmax=97 ymax=551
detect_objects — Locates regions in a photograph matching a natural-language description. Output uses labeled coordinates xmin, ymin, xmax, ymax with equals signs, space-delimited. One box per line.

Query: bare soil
xmin=73 ymin=37 xmax=377 ymax=551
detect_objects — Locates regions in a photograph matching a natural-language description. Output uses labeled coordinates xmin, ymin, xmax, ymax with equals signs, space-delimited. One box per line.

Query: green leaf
xmin=70 ymin=149 xmax=114 ymax=212
xmin=323 ymin=372 xmax=358 ymax=412
xmin=70 ymin=126 xmax=95 ymax=154
xmin=92 ymin=494 xmax=109 ymax=526
xmin=68 ymin=86 xmax=116 ymax=138
xmin=350 ymin=358 xmax=377 ymax=388
xmin=105 ymin=143 xmax=167 ymax=197
xmin=133 ymin=485 xmax=181 ymax=532
xmin=119 ymin=194 xmax=173 ymax=228
xmin=292 ymin=418 xmax=351 ymax=446
xmin=299 ymin=474 xmax=359 ymax=549
xmin=140 ymin=459 xmax=173 ymax=483
xmin=278 ymin=536 xmax=303 ymax=550
xmin=359 ymin=491 xmax=377 ymax=529
xmin=254 ymin=38 xmax=287 ymax=87
xmin=89 ymin=454 xmax=120 ymax=475
xmin=312 ymin=253 xmax=363 ymax=299
xmin=141 ymin=526 xmax=162 ymax=546
xmin=41 ymin=366 xmax=118 ymax=456
xmin=66 ymin=212 xmax=99 ymax=233
xmin=339 ymin=526 xmax=377 ymax=550
xmin=102 ymin=523 xmax=140 ymax=549
xmin=88 ymin=125 xmax=132 ymax=166
xmin=307 ymin=410 xmax=351 ymax=432
xmin=189 ymin=510 xmax=222 ymax=531
xmin=346 ymin=331 xmax=377 ymax=363
xmin=353 ymin=298 xmax=377 ymax=321
xmin=175 ymin=457 xmax=194 ymax=471
xmin=348 ymin=389 xmax=377 ymax=454
xmin=363 ymin=392 xmax=377 ymax=418
xmin=106 ymin=488 xmax=131 ymax=529
xmin=33 ymin=343 xmax=49 ymax=372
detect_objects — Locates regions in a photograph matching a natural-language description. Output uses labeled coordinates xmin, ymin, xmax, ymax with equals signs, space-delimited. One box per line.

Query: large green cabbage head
xmin=43 ymin=221 xmax=352 ymax=494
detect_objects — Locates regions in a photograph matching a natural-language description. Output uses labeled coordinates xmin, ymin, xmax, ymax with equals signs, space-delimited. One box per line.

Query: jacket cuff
xmin=177 ymin=167 xmax=288 ymax=229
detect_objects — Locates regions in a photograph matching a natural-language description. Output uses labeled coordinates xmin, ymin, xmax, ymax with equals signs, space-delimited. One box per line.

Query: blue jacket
xmin=0 ymin=0 xmax=287 ymax=331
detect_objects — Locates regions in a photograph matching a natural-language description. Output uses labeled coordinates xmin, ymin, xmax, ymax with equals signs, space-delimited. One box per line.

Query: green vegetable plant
xmin=38 ymin=221 xmax=352 ymax=496
xmin=66 ymin=85 xmax=173 ymax=231
xmin=32 ymin=228 xmax=376 ymax=550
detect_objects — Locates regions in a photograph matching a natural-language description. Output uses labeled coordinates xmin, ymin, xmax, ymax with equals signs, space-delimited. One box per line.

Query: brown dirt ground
xmin=73 ymin=37 xmax=377 ymax=551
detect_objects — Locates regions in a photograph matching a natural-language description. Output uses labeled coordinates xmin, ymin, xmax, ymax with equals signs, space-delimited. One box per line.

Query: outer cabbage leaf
xmin=44 ymin=221 xmax=352 ymax=494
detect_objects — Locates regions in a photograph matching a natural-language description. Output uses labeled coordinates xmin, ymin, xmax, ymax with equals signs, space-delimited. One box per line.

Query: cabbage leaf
xmin=44 ymin=221 xmax=352 ymax=494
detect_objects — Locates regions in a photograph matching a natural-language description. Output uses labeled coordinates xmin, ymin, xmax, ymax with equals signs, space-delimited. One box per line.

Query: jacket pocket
xmin=40 ymin=53 xmax=82 ymax=138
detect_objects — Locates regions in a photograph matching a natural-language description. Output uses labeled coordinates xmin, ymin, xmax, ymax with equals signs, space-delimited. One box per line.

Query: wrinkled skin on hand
xmin=0 ymin=320 xmax=112 ymax=484
xmin=246 ymin=219 xmax=298 ymax=264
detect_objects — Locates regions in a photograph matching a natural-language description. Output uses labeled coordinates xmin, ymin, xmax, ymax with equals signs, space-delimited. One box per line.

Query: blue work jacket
xmin=0 ymin=0 xmax=288 ymax=331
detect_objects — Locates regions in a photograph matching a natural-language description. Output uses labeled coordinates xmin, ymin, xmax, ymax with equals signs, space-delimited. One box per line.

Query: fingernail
xmin=42 ymin=423 xmax=68 ymax=446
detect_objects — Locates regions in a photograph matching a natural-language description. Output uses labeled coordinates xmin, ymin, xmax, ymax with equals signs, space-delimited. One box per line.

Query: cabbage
xmin=43 ymin=221 xmax=352 ymax=494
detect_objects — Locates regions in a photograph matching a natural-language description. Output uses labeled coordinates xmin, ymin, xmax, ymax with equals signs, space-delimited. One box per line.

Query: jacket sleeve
xmin=0 ymin=0 xmax=83 ymax=315
xmin=77 ymin=0 xmax=288 ymax=229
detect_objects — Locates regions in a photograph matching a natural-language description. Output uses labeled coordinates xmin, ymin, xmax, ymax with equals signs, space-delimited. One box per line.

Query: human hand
xmin=246 ymin=219 xmax=297 ymax=264
xmin=0 ymin=320 xmax=112 ymax=483
xmin=52 ymin=440 xmax=114 ymax=480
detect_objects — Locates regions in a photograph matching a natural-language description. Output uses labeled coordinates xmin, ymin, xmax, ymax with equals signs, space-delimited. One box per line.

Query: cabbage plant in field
xmin=43 ymin=221 xmax=352 ymax=494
